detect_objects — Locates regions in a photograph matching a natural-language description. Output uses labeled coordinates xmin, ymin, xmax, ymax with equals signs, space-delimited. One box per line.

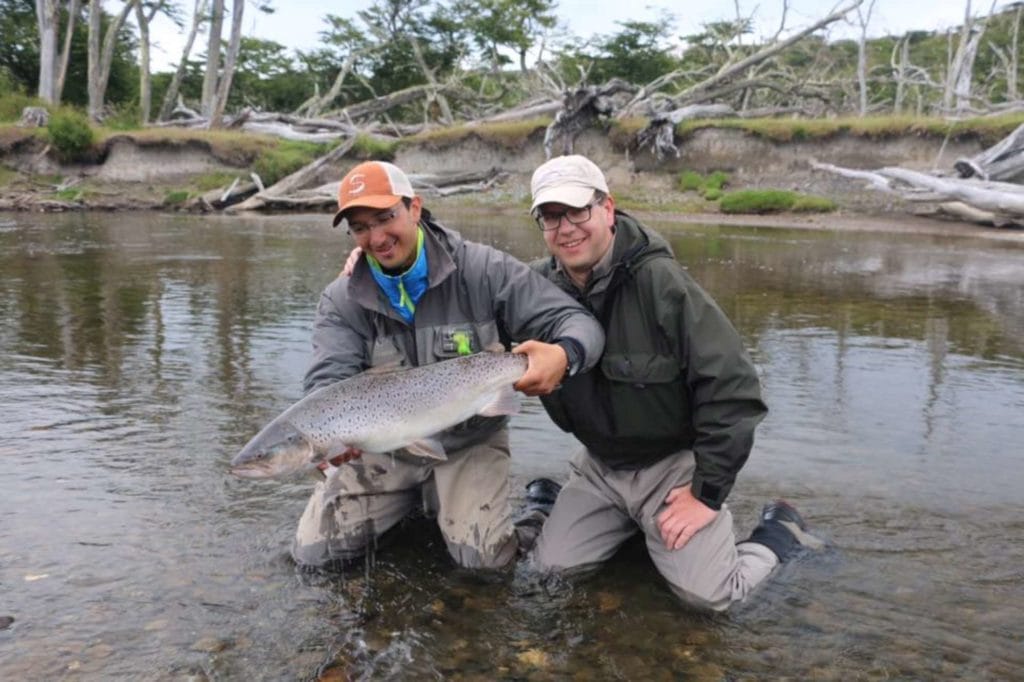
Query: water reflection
xmin=0 ymin=209 xmax=1022 ymax=679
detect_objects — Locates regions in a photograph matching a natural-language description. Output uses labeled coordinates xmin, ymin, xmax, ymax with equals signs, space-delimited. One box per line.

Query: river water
xmin=1 ymin=208 xmax=1022 ymax=680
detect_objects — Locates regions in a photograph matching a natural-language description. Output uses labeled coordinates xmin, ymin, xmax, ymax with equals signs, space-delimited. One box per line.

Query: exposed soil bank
xmin=4 ymin=123 xmax=1021 ymax=243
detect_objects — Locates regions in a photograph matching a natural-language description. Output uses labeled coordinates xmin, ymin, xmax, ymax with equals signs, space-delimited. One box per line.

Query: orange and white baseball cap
xmin=332 ymin=161 xmax=416 ymax=227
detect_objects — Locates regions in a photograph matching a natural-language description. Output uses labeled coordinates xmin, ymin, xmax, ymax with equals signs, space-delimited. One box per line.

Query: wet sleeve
xmin=479 ymin=246 xmax=604 ymax=371
xmin=302 ymin=278 xmax=373 ymax=395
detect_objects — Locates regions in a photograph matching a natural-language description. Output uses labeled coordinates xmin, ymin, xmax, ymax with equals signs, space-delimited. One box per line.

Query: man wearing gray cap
xmin=526 ymin=154 xmax=822 ymax=611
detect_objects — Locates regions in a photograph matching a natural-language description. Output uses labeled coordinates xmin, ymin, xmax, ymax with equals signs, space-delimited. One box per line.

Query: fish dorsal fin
xmin=477 ymin=384 xmax=520 ymax=418
xmin=483 ymin=342 xmax=507 ymax=354
xmin=405 ymin=437 xmax=448 ymax=461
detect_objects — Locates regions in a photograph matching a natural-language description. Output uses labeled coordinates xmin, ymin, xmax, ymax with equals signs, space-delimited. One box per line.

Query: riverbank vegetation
xmin=5 ymin=2 xmax=1024 ymax=226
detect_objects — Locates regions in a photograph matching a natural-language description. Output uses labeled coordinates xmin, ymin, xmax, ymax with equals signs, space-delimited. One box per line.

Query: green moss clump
xmin=163 ymin=190 xmax=190 ymax=206
xmin=47 ymin=108 xmax=95 ymax=161
xmin=719 ymin=189 xmax=834 ymax=214
xmin=792 ymin=194 xmax=837 ymax=212
xmin=193 ymin=171 xmax=238 ymax=192
xmin=351 ymin=133 xmax=400 ymax=160
xmin=251 ymin=139 xmax=326 ymax=185
xmin=678 ymin=170 xmax=730 ymax=198
xmin=678 ymin=170 xmax=704 ymax=192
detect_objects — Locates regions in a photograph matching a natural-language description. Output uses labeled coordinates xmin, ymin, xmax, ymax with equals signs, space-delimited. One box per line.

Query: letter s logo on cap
xmin=348 ymin=173 xmax=366 ymax=195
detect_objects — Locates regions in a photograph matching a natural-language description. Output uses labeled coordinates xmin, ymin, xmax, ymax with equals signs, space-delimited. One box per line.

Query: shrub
xmin=163 ymin=190 xmax=190 ymax=206
xmin=252 ymin=139 xmax=324 ymax=186
xmin=719 ymin=189 xmax=796 ymax=214
xmin=678 ymin=170 xmax=730 ymax=197
xmin=719 ymin=189 xmax=836 ymax=214
xmin=678 ymin=170 xmax=704 ymax=192
xmin=704 ymin=170 xmax=730 ymax=192
xmin=351 ymin=133 xmax=399 ymax=160
xmin=792 ymin=195 xmax=836 ymax=212
xmin=47 ymin=109 xmax=95 ymax=161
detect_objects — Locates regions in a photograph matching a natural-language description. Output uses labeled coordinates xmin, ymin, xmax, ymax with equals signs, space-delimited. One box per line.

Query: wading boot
xmin=744 ymin=499 xmax=825 ymax=562
xmin=513 ymin=478 xmax=562 ymax=553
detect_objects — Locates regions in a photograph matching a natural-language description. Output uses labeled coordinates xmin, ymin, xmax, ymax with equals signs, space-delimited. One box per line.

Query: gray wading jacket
xmin=533 ymin=212 xmax=767 ymax=509
xmin=304 ymin=214 xmax=605 ymax=453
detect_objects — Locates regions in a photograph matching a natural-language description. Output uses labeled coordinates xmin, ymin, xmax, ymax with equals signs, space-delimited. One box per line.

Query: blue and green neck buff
xmin=366 ymin=227 xmax=428 ymax=324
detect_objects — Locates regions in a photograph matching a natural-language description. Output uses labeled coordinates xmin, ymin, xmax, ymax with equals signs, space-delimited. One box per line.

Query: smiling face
xmin=538 ymin=193 xmax=616 ymax=287
xmin=347 ymin=197 xmax=422 ymax=272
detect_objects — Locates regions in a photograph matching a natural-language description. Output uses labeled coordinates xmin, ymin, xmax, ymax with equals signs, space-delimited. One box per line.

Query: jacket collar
xmin=347 ymin=215 xmax=460 ymax=319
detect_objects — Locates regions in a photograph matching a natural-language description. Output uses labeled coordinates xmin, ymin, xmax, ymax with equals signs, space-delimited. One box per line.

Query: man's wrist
xmin=553 ymin=338 xmax=584 ymax=377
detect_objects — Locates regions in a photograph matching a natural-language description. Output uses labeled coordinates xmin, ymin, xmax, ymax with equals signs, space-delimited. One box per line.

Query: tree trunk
xmin=209 ymin=0 xmax=244 ymax=127
xmin=87 ymin=0 xmax=102 ymax=119
xmin=407 ymin=36 xmax=454 ymax=125
xmin=201 ymin=0 xmax=225 ymax=118
xmin=86 ymin=0 xmax=134 ymax=121
xmin=856 ymin=0 xmax=876 ymax=116
xmin=56 ymin=0 xmax=81 ymax=102
xmin=34 ymin=0 xmax=60 ymax=104
xmin=158 ymin=0 xmax=208 ymax=121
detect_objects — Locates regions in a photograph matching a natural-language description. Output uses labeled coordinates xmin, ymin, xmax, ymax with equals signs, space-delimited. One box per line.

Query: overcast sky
xmin=147 ymin=0 xmax=980 ymax=71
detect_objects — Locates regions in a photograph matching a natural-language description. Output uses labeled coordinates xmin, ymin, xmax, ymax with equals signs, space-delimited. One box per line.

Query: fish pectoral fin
xmin=477 ymin=384 xmax=520 ymax=417
xmin=404 ymin=437 xmax=448 ymax=461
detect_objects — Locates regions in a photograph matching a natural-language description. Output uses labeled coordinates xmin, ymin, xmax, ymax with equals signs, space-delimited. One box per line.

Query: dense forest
xmin=4 ymin=0 xmax=1024 ymax=128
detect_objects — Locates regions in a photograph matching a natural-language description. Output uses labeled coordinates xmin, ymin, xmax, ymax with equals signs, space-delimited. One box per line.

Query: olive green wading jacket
xmin=533 ymin=212 xmax=768 ymax=510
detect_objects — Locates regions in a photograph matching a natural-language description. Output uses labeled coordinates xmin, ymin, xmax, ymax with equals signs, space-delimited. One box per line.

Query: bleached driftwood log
xmin=812 ymin=161 xmax=1024 ymax=227
xmin=229 ymin=136 xmax=357 ymax=213
xmin=954 ymin=121 xmax=1024 ymax=181
xmin=635 ymin=104 xmax=737 ymax=160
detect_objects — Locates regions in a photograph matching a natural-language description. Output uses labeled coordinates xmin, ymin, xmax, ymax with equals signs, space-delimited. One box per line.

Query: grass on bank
xmin=612 ymin=113 xmax=1024 ymax=147
xmin=718 ymin=189 xmax=836 ymax=214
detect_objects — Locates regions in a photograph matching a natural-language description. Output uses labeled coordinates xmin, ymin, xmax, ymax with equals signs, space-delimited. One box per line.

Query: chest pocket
xmin=600 ymin=352 xmax=690 ymax=442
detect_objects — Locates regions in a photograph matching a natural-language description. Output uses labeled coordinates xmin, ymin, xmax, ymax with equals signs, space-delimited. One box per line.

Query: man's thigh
xmin=533 ymin=450 xmax=636 ymax=571
xmin=431 ymin=428 xmax=517 ymax=569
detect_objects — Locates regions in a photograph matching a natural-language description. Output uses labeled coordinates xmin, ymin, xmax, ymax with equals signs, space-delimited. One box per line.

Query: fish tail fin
xmin=477 ymin=384 xmax=520 ymax=418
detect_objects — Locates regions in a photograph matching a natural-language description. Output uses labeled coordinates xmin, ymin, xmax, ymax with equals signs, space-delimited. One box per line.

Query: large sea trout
xmin=230 ymin=352 xmax=528 ymax=479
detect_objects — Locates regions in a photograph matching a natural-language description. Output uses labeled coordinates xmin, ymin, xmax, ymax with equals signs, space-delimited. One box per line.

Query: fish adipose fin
xmin=477 ymin=384 xmax=520 ymax=417
xmin=405 ymin=437 xmax=448 ymax=461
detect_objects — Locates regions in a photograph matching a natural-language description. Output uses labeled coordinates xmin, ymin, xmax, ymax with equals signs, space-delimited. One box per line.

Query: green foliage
xmin=0 ymin=90 xmax=38 ymax=122
xmin=351 ymin=134 xmax=400 ymax=159
xmin=704 ymin=171 xmax=729 ymax=192
xmin=720 ymin=190 xmax=794 ymax=213
xmin=792 ymin=195 xmax=837 ymax=212
xmin=678 ymin=171 xmax=704 ymax=192
xmin=678 ymin=170 xmax=730 ymax=198
xmin=163 ymin=190 xmax=191 ymax=206
xmin=558 ymin=17 xmax=679 ymax=86
xmin=102 ymin=103 xmax=144 ymax=131
xmin=0 ymin=0 xmax=138 ymax=109
xmin=251 ymin=140 xmax=327 ymax=186
xmin=46 ymin=108 xmax=95 ymax=160
xmin=719 ymin=189 xmax=834 ymax=214
xmin=54 ymin=187 xmax=83 ymax=201
xmin=0 ymin=165 xmax=17 ymax=187
xmin=193 ymin=171 xmax=239 ymax=192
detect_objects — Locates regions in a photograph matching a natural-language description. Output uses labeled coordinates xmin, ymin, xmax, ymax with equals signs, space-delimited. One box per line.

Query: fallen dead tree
xmin=812 ymin=161 xmax=1024 ymax=227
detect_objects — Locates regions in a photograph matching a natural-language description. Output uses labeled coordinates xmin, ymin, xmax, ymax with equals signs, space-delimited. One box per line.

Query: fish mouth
xmin=230 ymin=420 xmax=315 ymax=479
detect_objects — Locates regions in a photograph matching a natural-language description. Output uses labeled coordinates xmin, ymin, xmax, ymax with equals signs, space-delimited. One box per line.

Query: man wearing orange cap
xmin=291 ymin=160 xmax=604 ymax=570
